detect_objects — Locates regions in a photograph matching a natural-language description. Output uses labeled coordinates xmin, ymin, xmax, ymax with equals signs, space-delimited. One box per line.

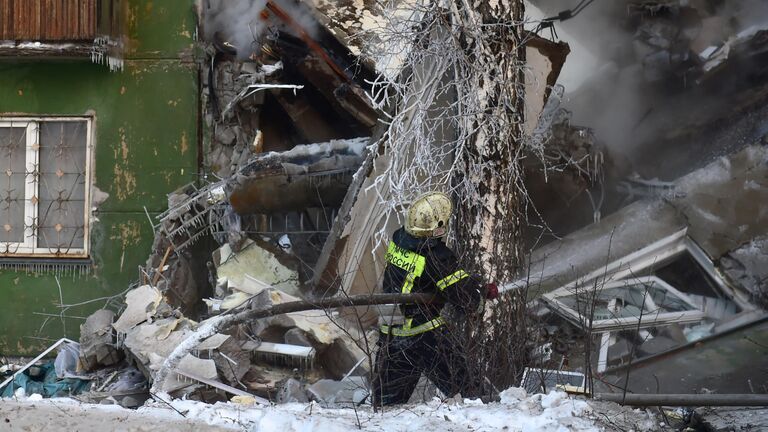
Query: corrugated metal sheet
xmin=0 ymin=0 xmax=97 ymax=41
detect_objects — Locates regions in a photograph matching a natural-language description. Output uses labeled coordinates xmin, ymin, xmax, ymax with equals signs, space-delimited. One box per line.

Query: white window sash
xmin=0 ymin=117 xmax=91 ymax=258
xmin=545 ymin=276 xmax=706 ymax=331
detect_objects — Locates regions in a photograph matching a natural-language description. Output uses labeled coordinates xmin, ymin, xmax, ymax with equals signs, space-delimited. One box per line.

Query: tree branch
xmin=150 ymin=293 xmax=438 ymax=393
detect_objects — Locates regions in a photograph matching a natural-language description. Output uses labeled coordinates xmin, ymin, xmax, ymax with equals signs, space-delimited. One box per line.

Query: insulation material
xmin=523 ymin=34 xmax=570 ymax=135
xmin=214 ymin=239 xmax=300 ymax=297
xmin=112 ymin=285 xmax=163 ymax=334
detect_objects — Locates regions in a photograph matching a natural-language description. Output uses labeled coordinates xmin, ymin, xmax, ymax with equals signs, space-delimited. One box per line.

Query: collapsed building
xmin=520 ymin=144 xmax=768 ymax=395
xmin=0 ymin=0 xmax=766 ymax=427
xmin=517 ymin=0 xmax=768 ymax=401
xmin=0 ymin=0 xmax=387 ymax=404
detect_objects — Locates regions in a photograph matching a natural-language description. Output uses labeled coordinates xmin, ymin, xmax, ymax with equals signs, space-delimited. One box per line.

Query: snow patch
xmin=271 ymin=137 xmax=370 ymax=159
xmin=6 ymin=388 xmax=602 ymax=431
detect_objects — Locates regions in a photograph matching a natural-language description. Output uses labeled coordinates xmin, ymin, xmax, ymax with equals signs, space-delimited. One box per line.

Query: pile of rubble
xmin=2 ymin=17 xmax=381 ymax=400
xmin=1 ymin=0 xmax=395 ymax=409
xmin=1 ymin=204 xmax=375 ymax=406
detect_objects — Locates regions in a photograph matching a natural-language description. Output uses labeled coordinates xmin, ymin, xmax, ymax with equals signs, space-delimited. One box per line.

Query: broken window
xmin=541 ymin=230 xmax=754 ymax=373
xmin=0 ymin=118 xmax=91 ymax=257
xmin=521 ymin=367 xmax=586 ymax=394
xmin=547 ymin=276 xmax=705 ymax=331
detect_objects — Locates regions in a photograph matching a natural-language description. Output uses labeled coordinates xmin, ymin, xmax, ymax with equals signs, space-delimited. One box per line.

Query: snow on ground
xmin=0 ymin=395 xmax=235 ymax=432
xmin=0 ymin=387 xmax=616 ymax=432
xmin=157 ymin=388 xmax=600 ymax=432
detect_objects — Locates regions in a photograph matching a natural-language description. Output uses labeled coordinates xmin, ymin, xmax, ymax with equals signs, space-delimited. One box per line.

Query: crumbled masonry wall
xmin=0 ymin=0 xmax=199 ymax=355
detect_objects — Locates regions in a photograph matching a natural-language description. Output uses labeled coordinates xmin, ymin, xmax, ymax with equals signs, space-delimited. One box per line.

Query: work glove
xmin=485 ymin=283 xmax=499 ymax=300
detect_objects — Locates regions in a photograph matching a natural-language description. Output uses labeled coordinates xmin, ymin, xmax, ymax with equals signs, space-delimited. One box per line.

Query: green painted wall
xmin=0 ymin=0 xmax=199 ymax=355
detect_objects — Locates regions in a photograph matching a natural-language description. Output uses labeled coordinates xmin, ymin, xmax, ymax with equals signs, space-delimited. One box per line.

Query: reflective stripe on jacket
xmin=380 ymin=228 xmax=481 ymax=336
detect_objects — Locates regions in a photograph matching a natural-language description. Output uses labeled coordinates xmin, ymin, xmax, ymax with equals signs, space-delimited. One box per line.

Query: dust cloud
xmin=202 ymin=0 xmax=320 ymax=59
xmin=526 ymin=0 xmax=768 ymax=175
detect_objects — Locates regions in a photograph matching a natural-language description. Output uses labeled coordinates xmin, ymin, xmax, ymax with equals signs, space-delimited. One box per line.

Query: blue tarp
xmin=1 ymin=361 xmax=90 ymax=398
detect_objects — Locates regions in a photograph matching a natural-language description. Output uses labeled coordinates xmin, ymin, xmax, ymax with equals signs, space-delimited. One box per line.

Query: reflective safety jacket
xmin=380 ymin=227 xmax=483 ymax=337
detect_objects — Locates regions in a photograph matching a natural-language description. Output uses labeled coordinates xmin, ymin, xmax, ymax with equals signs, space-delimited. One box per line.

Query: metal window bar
xmin=0 ymin=117 xmax=91 ymax=258
xmin=153 ymin=181 xmax=228 ymax=251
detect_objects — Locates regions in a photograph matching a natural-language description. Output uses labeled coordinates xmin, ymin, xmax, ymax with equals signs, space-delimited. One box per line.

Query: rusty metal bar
xmin=595 ymin=393 xmax=768 ymax=407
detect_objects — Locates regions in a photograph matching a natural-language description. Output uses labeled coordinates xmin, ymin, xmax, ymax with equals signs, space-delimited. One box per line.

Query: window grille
xmin=0 ymin=118 xmax=91 ymax=258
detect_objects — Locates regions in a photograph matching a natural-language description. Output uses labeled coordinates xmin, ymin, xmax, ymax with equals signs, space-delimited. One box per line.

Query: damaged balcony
xmin=0 ymin=0 xmax=124 ymax=69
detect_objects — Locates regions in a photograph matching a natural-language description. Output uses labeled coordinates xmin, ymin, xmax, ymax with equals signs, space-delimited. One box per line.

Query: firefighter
xmin=372 ymin=192 xmax=499 ymax=406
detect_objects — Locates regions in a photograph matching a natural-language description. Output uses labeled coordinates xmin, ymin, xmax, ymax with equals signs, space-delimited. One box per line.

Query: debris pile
xmin=2 ymin=1 xmax=767 ymax=427
xmin=86 ymin=179 xmax=375 ymax=404
xmin=521 ymin=144 xmax=768 ymax=395
xmin=3 ymin=0 xmax=381 ymax=406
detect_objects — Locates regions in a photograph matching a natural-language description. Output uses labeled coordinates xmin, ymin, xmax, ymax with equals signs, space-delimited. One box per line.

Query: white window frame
xmin=540 ymin=229 xmax=755 ymax=316
xmin=545 ymin=276 xmax=706 ymax=332
xmin=0 ymin=117 xmax=92 ymax=258
xmin=521 ymin=367 xmax=586 ymax=394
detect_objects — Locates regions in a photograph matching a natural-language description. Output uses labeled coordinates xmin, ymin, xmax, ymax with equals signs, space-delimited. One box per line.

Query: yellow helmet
xmin=405 ymin=192 xmax=452 ymax=238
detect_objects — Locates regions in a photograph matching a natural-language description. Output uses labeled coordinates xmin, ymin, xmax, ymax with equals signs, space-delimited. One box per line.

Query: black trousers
xmin=372 ymin=327 xmax=469 ymax=406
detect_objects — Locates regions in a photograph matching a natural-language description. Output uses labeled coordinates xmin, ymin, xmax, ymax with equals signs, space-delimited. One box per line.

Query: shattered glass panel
xmin=0 ymin=126 xmax=28 ymax=243
xmin=37 ymin=121 xmax=87 ymax=251
xmin=593 ymin=320 xmax=716 ymax=370
xmin=558 ymin=279 xmax=697 ymax=321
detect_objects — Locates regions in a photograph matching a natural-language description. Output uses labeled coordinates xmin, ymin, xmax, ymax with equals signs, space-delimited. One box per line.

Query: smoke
xmin=723 ymin=0 xmax=768 ymax=31
xmin=203 ymin=0 xmax=321 ymax=59
xmin=526 ymin=0 xmax=768 ymax=179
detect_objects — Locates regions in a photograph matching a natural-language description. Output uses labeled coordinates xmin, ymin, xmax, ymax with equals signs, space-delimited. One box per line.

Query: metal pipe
xmin=595 ymin=393 xmax=768 ymax=407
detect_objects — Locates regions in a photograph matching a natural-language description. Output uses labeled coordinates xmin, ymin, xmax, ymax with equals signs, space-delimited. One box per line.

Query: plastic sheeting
xmin=1 ymin=361 xmax=90 ymax=398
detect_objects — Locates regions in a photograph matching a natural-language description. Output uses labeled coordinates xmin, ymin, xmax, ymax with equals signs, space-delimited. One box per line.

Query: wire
xmin=571 ymin=0 xmax=597 ymax=16
xmin=551 ymin=0 xmax=597 ymax=22
xmin=534 ymin=0 xmax=599 ymax=36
